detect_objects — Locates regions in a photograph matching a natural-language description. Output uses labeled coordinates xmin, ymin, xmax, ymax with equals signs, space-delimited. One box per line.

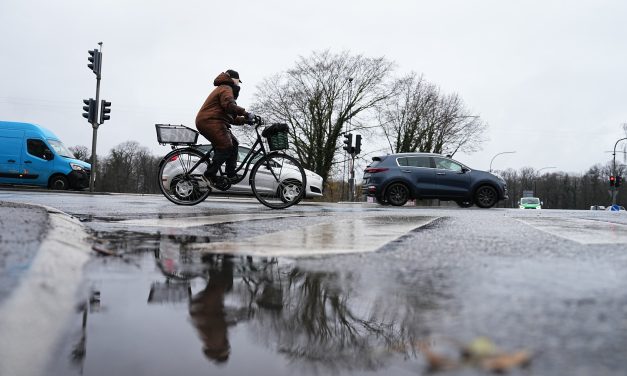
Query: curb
xmin=0 ymin=202 xmax=92 ymax=376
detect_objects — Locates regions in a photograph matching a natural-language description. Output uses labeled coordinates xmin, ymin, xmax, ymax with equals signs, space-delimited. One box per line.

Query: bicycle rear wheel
xmin=250 ymin=152 xmax=306 ymax=209
xmin=158 ymin=148 xmax=211 ymax=206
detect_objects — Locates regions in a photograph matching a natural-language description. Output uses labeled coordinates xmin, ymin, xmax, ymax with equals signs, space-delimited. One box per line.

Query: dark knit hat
xmin=225 ymin=69 xmax=241 ymax=83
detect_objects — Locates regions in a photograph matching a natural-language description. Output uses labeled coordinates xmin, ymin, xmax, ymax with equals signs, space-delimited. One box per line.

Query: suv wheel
xmin=386 ymin=183 xmax=409 ymax=206
xmin=474 ymin=185 xmax=498 ymax=208
xmin=455 ymin=199 xmax=473 ymax=208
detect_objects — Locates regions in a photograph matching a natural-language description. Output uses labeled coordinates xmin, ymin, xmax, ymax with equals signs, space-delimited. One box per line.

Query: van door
xmin=23 ymin=138 xmax=55 ymax=185
xmin=0 ymin=129 xmax=24 ymax=183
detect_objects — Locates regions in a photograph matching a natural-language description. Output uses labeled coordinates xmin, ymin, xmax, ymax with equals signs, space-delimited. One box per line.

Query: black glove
xmin=246 ymin=112 xmax=256 ymax=124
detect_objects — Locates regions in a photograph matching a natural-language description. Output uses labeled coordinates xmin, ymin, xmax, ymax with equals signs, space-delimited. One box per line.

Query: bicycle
xmin=155 ymin=117 xmax=307 ymax=209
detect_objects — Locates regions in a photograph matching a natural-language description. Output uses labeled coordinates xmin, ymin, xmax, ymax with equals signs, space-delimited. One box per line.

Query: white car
xmin=162 ymin=145 xmax=324 ymax=199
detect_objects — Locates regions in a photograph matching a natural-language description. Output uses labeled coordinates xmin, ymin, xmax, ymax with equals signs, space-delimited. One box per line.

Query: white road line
xmin=188 ymin=215 xmax=437 ymax=257
xmin=515 ymin=217 xmax=627 ymax=244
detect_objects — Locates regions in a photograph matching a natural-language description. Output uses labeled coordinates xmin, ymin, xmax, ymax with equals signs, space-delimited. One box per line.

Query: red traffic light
xmin=610 ymin=176 xmax=616 ymax=187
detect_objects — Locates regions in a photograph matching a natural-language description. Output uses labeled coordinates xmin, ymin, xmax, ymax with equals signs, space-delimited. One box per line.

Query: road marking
xmin=188 ymin=215 xmax=437 ymax=257
xmin=515 ymin=217 xmax=627 ymax=244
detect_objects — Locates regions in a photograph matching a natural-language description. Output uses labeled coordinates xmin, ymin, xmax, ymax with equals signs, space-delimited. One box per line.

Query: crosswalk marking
xmin=516 ymin=217 xmax=627 ymax=244
xmin=187 ymin=215 xmax=437 ymax=257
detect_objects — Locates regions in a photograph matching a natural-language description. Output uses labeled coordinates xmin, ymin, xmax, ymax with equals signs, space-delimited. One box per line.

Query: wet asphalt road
xmin=1 ymin=189 xmax=627 ymax=376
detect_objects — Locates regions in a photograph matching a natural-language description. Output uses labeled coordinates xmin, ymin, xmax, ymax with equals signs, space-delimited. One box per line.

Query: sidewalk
xmin=0 ymin=201 xmax=92 ymax=376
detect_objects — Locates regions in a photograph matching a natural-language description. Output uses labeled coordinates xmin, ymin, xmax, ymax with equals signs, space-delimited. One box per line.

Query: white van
xmin=0 ymin=121 xmax=91 ymax=190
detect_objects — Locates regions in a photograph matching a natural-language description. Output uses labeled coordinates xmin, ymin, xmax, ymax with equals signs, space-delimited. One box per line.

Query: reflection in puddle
xmin=52 ymin=227 xmax=448 ymax=376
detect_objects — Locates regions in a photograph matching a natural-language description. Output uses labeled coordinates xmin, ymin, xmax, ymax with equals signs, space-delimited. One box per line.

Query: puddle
xmin=48 ymin=229 xmax=451 ymax=376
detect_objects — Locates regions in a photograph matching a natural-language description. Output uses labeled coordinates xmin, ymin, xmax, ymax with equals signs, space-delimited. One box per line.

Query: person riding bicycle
xmin=196 ymin=69 xmax=255 ymax=185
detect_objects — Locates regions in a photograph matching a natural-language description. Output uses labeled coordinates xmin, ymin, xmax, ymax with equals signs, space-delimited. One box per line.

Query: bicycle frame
xmin=180 ymin=124 xmax=276 ymax=185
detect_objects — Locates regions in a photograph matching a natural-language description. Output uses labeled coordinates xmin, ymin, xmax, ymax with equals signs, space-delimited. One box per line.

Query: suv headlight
xmin=70 ymin=163 xmax=85 ymax=171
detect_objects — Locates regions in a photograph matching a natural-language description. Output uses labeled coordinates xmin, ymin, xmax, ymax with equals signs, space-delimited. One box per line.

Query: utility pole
xmin=346 ymin=78 xmax=353 ymax=201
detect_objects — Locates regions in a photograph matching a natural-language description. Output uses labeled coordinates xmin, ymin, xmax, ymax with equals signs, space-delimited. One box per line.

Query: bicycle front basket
xmin=262 ymin=123 xmax=289 ymax=151
xmin=155 ymin=124 xmax=199 ymax=145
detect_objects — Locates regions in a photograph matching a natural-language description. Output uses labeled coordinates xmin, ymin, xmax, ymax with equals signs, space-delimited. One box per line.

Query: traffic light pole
xmin=349 ymin=154 xmax=355 ymax=201
xmin=89 ymin=74 xmax=100 ymax=192
xmin=88 ymin=42 xmax=103 ymax=193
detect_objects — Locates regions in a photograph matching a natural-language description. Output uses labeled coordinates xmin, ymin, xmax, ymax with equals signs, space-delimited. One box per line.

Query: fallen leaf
xmin=92 ymin=244 xmax=120 ymax=257
xmin=419 ymin=343 xmax=457 ymax=371
xmin=480 ymin=350 xmax=532 ymax=373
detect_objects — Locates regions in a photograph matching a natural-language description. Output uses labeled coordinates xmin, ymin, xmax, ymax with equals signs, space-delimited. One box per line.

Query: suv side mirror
xmin=461 ymin=167 xmax=469 ymax=173
xmin=43 ymin=150 xmax=54 ymax=160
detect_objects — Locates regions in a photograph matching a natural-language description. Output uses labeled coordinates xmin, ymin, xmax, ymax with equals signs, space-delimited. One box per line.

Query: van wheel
xmin=49 ymin=175 xmax=69 ymax=190
xmin=386 ymin=183 xmax=409 ymax=206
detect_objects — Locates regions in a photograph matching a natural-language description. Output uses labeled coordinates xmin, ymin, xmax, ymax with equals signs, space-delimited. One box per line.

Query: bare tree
xmin=68 ymin=145 xmax=90 ymax=162
xmin=252 ymin=50 xmax=394 ymax=182
xmin=379 ymin=73 xmax=488 ymax=156
xmin=96 ymin=141 xmax=160 ymax=193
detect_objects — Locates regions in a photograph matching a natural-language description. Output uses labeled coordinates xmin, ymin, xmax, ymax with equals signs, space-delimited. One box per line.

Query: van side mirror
xmin=43 ymin=150 xmax=54 ymax=160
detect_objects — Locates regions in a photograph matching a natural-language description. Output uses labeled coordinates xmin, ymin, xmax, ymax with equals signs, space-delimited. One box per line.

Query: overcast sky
xmin=1 ymin=0 xmax=626 ymax=174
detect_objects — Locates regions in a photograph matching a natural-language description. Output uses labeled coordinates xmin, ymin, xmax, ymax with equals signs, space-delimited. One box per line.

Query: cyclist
xmin=196 ymin=69 xmax=255 ymax=184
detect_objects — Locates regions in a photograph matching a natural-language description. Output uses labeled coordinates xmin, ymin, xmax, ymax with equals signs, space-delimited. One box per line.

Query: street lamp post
xmin=534 ymin=166 xmax=556 ymax=199
xmin=611 ymin=137 xmax=627 ymax=206
xmin=489 ymin=151 xmax=516 ymax=173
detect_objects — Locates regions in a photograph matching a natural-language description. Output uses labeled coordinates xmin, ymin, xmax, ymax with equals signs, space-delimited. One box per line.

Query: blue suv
xmin=361 ymin=153 xmax=508 ymax=208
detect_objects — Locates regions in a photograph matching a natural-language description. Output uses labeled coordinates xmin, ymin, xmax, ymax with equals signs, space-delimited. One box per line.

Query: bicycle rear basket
xmin=155 ymin=124 xmax=199 ymax=145
xmin=262 ymin=123 xmax=289 ymax=151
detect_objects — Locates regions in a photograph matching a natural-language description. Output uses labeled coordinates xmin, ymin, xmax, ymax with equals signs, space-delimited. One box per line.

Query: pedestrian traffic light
xmin=617 ymin=176 xmax=623 ymax=188
xmin=99 ymin=100 xmax=111 ymax=123
xmin=342 ymin=133 xmax=353 ymax=153
xmin=87 ymin=49 xmax=101 ymax=77
xmin=82 ymin=98 xmax=97 ymax=124
xmin=354 ymin=134 xmax=362 ymax=155
xmin=610 ymin=175 xmax=616 ymax=187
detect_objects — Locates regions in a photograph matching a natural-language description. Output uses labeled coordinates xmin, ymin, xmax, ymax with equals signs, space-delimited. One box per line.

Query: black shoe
xmin=203 ymin=171 xmax=217 ymax=185
xmin=226 ymin=175 xmax=240 ymax=184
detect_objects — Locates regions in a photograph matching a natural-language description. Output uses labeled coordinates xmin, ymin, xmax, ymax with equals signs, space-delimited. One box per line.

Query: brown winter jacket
xmin=196 ymin=72 xmax=248 ymax=127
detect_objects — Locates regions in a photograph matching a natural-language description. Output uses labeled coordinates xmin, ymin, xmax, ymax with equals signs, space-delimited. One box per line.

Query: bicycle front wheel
xmin=158 ymin=148 xmax=211 ymax=206
xmin=250 ymin=153 xmax=307 ymax=209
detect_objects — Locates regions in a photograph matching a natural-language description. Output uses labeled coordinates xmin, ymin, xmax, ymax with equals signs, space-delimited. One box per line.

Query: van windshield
xmin=48 ymin=140 xmax=74 ymax=158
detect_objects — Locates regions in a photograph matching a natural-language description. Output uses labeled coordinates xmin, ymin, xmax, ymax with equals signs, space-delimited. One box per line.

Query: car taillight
xmin=364 ymin=167 xmax=389 ymax=173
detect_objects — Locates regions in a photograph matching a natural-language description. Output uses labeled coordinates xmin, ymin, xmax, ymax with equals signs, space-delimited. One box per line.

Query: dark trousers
xmin=207 ymin=134 xmax=239 ymax=178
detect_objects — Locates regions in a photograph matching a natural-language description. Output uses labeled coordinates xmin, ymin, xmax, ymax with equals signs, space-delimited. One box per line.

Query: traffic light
xmin=610 ymin=175 xmax=616 ymax=187
xmin=342 ymin=133 xmax=353 ymax=153
xmin=354 ymin=134 xmax=362 ymax=155
xmin=617 ymin=176 xmax=623 ymax=188
xmin=88 ymin=49 xmax=101 ymax=76
xmin=82 ymin=98 xmax=97 ymax=124
xmin=99 ymin=100 xmax=111 ymax=123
